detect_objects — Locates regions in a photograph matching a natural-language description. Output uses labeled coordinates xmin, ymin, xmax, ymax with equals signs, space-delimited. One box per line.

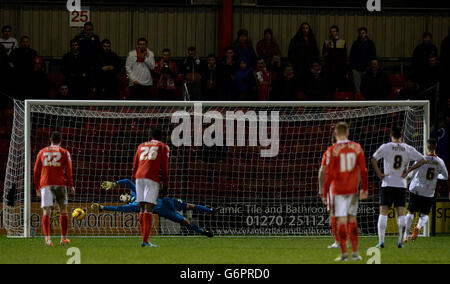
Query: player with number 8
xmin=371 ymin=126 xmax=427 ymax=248
xmin=132 ymin=128 xmax=169 ymax=248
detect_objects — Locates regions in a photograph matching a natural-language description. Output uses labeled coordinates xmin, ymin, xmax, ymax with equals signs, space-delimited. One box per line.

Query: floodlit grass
xmin=1 ymin=235 xmax=449 ymax=264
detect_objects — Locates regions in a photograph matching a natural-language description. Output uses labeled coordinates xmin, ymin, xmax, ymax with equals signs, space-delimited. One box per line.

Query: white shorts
xmin=330 ymin=193 xmax=359 ymax=218
xmin=135 ymin=178 xmax=160 ymax=205
xmin=40 ymin=186 xmax=68 ymax=208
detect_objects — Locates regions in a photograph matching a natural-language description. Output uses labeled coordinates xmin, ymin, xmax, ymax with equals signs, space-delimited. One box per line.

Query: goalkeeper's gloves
xmin=160 ymin=185 xmax=169 ymax=198
xmin=101 ymin=181 xmax=118 ymax=190
xmin=91 ymin=203 xmax=104 ymax=213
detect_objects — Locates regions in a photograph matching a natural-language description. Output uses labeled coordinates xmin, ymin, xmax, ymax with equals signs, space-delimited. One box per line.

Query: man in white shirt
xmin=0 ymin=25 xmax=18 ymax=56
xmin=126 ymin=37 xmax=155 ymax=100
xmin=403 ymin=139 xmax=448 ymax=242
xmin=371 ymin=126 xmax=427 ymax=248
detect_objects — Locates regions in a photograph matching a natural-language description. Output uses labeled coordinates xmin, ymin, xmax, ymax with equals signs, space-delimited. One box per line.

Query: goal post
xmin=4 ymin=99 xmax=430 ymax=237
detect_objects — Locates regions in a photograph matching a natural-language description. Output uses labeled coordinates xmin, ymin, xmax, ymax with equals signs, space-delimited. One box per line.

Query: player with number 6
xmin=371 ymin=126 xmax=427 ymax=249
xmin=132 ymin=128 xmax=169 ymax=248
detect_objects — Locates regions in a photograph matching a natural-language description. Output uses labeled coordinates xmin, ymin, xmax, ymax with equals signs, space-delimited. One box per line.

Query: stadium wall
xmin=0 ymin=4 xmax=449 ymax=58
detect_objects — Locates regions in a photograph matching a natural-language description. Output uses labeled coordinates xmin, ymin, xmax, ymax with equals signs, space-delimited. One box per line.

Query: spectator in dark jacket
xmin=154 ymin=48 xmax=178 ymax=100
xmin=412 ymin=32 xmax=438 ymax=80
xmin=288 ymin=22 xmax=320 ymax=78
xmin=219 ymin=46 xmax=238 ymax=100
xmin=302 ymin=60 xmax=331 ymax=100
xmin=256 ymin=28 xmax=281 ymax=67
xmin=232 ymin=29 xmax=257 ymax=69
xmin=96 ymin=39 xmax=121 ymax=99
xmin=61 ymin=39 xmax=91 ymax=99
xmin=398 ymin=76 xmax=420 ymax=100
xmin=26 ymin=56 xmax=51 ymax=99
xmin=322 ymin=25 xmax=347 ymax=92
xmin=201 ymin=54 xmax=221 ymax=100
xmin=271 ymin=62 xmax=300 ymax=101
xmin=349 ymin=27 xmax=376 ymax=93
xmin=244 ymin=57 xmax=273 ymax=101
xmin=9 ymin=36 xmax=37 ymax=77
xmin=235 ymin=58 xmax=254 ymax=100
xmin=182 ymin=46 xmax=202 ymax=100
xmin=360 ymin=58 xmax=391 ymax=100
xmin=74 ymin=22 xmax=101 ymax=66
xmin=439 ymin=27 xmax=450 ymax=103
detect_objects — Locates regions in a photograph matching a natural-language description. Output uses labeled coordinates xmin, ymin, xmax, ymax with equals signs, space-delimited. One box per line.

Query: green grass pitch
xmin=1 ymin=235 xmax=449 ymax=264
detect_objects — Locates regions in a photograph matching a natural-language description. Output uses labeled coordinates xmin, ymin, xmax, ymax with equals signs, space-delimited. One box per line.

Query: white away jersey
xmin=408 ymin=155 xmax=448 ymax=198
xmin=373 ymin=142 xmax=424 ymax=188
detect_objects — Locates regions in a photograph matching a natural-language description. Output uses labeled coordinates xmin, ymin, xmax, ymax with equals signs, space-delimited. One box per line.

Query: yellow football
xmin=72 ymin=208 xmax=86 ymax=220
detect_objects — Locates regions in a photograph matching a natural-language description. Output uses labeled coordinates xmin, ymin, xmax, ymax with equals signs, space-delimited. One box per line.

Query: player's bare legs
xmin=376 ymin=205 xmax=389 ymax=248
xmin=396 ymin=206 xmax=406 ymax=247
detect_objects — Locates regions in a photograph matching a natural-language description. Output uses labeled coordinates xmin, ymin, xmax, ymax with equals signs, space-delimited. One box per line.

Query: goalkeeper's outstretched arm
xmin=116 ymin=179 xmax=137 ymax=195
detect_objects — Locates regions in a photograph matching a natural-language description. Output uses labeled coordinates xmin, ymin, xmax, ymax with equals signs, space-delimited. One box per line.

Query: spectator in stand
xmin=232 ymin=29 xmax=257 ymax=68
xmin=440 ymin=27 xmax=450 ymax=107
xmin=54 ymin=83 xmax=71 ymax=100
xmin=125 ymin=37 xmax=155 ymax=100
xmin=10 ymin=36 xmax=37 ymax=75
xmin=412 ymin=32 xmax=438 ymax=80
xmin=26 ymin=56 xmax=51 ymax=99
xmin=200 ymin=54 xmax=221 ymax=100
xmin=302 ymin=60 xmax=330 ymax=101
xmin=398 ymin=76 xmax=420 ymax=100
xmin=360 ymin=58 xmax=391 ymax=100
xmin=61 ymin=39 xmax=91 ymax=99
xmin=234 ymin=58 xmax=253 ymax=100
xmin=182 ymin=46 xmax=202 ymax=100
xmin=418 ymin=53 xmax=443 ymax=90
xmin=322 ymin=25 xmax=347 ymax=92
xmin=154 ymin=48 xmax=178 ymax=100
xmin=244 ymin=57 xmax=272 ymax=101
xmin=349 ymin=27 xmax=376 ymax=93
xmin=219 ymin=46 xmax=237 ymax=101
xmin=0 ymin=25 xmax=18 ymax=56
xmin=271 ymin=62 xmax=300 ymax=101
xmin=288 ymin=22 xmax=319 ymax=78
xmin=256 ymin=28 xmax=281 ymax=67
xmin=74 ymin=22 xmax=101 ymax=66
xmin=9 ymin=36 xmax=38 ymax=99
xmin=0 ymin=44 xmax=10 ymax=93
xmin=96 ymin=39 xmax=121 ymax=99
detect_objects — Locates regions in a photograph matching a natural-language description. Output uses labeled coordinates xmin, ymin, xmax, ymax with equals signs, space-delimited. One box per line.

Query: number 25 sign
xmin=70 ymin=7 xmax=90 ymax=27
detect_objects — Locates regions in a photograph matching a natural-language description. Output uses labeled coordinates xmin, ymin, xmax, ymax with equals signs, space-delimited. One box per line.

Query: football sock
xmin=417 ymin=215 xmax=429 ymax=230
xmin=397 ymin=215 xmax=406 ymax=242
xmin=139 ymin=213 xmax=144 ymax=242
xmin=188 ymin=223 xmax=205 ymax=234
xmin=338 ymin=223 xmax=348 ymax=255
xmin=193 ymin=204 xmax=213 ymax=214
xmin=347 ymin=221 xmax=358 ymax=253
xmin=377 ymin=215 xmax=387 ymax=244
xmin=405 ymin=213 xmax=414 ymax=236
xmin=144 ymin=212 xmax=153 ymax=243
xmin=331 ymin=217 xmax=339 ymax=243
xmin=60 ymin=213 xmax=68 ymax=239
xmin=42 ymin=215 xmax=50 ymax=242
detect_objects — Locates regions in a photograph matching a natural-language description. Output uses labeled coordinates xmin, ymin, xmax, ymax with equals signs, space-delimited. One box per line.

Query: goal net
xmin=2 ymin=100 xmax=429 ymax=237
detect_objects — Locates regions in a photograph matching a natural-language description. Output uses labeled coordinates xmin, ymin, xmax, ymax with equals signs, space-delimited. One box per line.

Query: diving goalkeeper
xmin=91 ymin=179 xmax=215 ymax=237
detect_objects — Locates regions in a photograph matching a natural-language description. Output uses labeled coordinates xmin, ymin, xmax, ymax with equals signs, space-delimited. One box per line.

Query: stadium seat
xmin=333 ymin=91 xmax=354 ymax=100
xmin=388 ymin=74 xmax=406 ymax=87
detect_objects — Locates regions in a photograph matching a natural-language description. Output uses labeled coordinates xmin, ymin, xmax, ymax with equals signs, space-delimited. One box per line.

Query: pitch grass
xmin=0 ymin=235 xmax=449 ymax=264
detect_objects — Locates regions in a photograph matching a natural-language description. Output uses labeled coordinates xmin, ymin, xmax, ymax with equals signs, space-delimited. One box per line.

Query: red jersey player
xmin=133 ymin=128 xmax=169 ymax=247
xmin=33 ymin=131 xmax=75 ymax=247
xmin=323 ymin=122 xmax=368 ymax=261
xmin=318 ymin=135 xmax=340 ymax=249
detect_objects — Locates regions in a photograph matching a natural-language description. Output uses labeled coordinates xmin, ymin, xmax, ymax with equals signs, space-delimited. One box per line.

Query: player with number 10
xmin=132 ymin=128 xmax=169 ymax=247
xmin=323 ymin=122 xmax=368 ymax=261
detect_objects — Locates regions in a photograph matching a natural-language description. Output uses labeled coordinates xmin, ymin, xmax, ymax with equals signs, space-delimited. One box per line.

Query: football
xmin=72 ymin=208 xmax=86 ymax=220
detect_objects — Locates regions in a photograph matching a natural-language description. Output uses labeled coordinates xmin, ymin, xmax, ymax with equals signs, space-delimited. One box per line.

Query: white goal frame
xmin=21 ymin=100 xmax=430 ymax=238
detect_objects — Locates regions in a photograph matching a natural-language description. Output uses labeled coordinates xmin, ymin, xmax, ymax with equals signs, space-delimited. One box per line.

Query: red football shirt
xmin=133 ymin=140 xmax=170 ymax=186
xmin=33 ymin=145 xmax=74 ymax=191
xmin=323 ymin=140 xmax=368 ymax=196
